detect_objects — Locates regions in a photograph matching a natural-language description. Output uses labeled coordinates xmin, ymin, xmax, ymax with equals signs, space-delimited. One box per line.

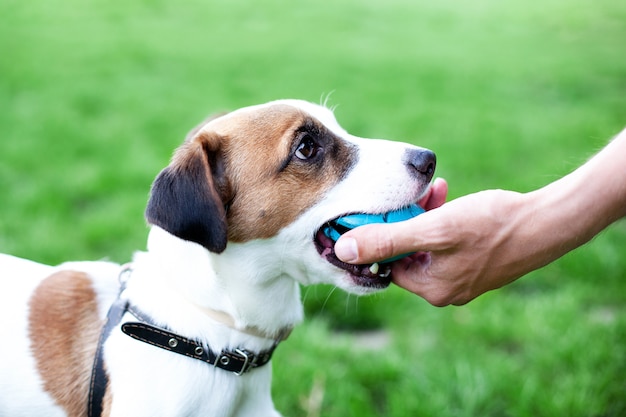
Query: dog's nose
xmin=404 ymin=148 xmax=436 ymax=181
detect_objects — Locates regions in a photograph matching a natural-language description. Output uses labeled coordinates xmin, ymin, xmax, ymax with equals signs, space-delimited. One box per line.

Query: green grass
xmin=1 ymin=0 xmax=625 ymax=415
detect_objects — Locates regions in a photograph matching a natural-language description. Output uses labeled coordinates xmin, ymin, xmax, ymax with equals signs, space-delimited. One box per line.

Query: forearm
xmin=516 ymin=128 xmax=626 ymax=271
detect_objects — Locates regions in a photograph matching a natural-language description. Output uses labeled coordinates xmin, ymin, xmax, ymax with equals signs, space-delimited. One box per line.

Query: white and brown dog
xmin=0 ymin=100 xmax=435 ymax=417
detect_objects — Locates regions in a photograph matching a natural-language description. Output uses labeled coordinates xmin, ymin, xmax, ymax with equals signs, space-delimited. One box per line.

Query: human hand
xmin=334 ymin=184 xmax=529 ymax=306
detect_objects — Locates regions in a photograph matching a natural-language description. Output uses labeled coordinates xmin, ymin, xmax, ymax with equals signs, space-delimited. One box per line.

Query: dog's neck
xmin=123 ymin=227 xmax=303 ymax=344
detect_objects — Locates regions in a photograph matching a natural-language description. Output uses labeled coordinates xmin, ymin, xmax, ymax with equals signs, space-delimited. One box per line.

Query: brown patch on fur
xmin=29 ymin=270 xmax=106 ymax=417
xmin=197 ymin=104 xmax=357 ymax=241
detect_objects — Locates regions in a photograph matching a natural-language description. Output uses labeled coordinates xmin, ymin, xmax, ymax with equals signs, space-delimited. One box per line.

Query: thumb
xmin=334 ymin=211 xmax=441 ymax=264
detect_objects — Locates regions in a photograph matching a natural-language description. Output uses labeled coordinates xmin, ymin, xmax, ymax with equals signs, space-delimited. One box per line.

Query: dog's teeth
xmin=380 ymin=269 xmax=391 ymax=278
xmin=369 ymin=263 xmax=379 ymax=274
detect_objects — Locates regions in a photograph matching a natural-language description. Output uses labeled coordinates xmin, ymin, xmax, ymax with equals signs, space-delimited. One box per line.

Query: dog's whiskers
xmin=346 ymin=293 xmax=359 ymax=316
xmin=320 ymin=286 xmax=339 ymax=313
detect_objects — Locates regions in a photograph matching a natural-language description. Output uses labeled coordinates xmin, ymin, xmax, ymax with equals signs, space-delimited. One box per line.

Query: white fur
xmin=0 ymin=100 xmax=433 ymax=416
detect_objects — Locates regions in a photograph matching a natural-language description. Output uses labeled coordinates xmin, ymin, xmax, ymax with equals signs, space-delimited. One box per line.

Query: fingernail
xmin=334 ymin=237 xmax=358 ymax=263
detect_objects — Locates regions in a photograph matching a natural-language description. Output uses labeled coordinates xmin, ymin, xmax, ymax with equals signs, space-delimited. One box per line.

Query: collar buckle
xmin=233 ymin=349 xmax=253 ymax=375
xmin=214 ymin=348 xmax=258 ymax=375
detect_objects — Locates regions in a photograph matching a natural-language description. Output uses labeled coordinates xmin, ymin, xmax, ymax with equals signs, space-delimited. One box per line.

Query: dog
xmin=0 ymin=99 xmax=435 ymax=417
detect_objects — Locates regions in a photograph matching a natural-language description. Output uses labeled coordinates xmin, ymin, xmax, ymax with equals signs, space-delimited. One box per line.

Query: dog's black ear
xmin=145 ymin=131 xmax=229 ymax=253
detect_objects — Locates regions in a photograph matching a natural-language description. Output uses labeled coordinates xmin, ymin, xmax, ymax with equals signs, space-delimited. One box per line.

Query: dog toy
xmin=322 ymin=204 xmax=424 ymax=263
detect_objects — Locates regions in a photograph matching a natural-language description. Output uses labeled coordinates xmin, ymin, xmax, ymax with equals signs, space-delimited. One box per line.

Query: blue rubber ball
xmin=322 ymin=204 xmax=424 ymax=263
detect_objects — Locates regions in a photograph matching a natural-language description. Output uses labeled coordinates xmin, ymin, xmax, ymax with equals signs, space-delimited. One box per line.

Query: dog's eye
xmin=295 ymin=134 xmax=321 ymax=160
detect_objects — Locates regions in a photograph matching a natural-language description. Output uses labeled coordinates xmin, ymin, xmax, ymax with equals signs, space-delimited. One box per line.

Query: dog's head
xmin=146 ymin=100 xmax=435 ymax=295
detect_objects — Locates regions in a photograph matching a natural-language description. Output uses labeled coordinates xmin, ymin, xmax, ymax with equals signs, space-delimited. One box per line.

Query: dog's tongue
xmin=322 ymin=204 xmax=425 ymax=263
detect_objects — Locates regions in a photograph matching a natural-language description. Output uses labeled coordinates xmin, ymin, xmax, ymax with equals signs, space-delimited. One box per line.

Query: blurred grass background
xmin=1 ymin=0 xmax=625 ymax=416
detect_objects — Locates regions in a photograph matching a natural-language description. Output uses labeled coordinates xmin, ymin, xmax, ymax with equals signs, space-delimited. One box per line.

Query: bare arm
xmin=335 ymin=128 xmax=626 ymax=306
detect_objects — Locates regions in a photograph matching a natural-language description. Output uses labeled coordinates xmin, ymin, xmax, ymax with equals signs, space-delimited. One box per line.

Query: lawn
xmin=1 ymin=0 xmax=625 ymax=416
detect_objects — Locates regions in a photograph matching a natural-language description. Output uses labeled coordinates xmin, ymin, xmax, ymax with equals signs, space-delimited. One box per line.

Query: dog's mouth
xmin=314 ymin=220 xmax=393 ymax=289
xmin=313 ymin=205 xmax=424 ymax=289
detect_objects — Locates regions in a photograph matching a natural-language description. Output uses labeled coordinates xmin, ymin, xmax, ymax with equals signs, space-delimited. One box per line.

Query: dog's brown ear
xmin=145 ymin=131 xmax=229 ymax=253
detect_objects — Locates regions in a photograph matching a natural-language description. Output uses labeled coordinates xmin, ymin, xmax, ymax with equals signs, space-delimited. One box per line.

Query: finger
xmin=334 ymin=211 xmax=444 ymax=264
xmin=391 ymin=259 xmax=452 ymax=307
xmin=391 ymin=256 xmax=426 ymax=291
xmin=418 ymin=178 xmax=448 ymax=210
xmin=424 ymin=178 xmax=448 ymax=210
xmin=393 ymin=259 xmax=469 ymax=307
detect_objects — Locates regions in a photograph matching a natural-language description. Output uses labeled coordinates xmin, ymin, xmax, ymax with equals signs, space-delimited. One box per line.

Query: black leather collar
xmin=122 ymin=305 xmax=279 ymax=375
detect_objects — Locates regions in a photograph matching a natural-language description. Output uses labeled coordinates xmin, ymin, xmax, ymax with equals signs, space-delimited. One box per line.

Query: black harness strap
xmin=87 ymin=296 xmax=128 ymax=417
